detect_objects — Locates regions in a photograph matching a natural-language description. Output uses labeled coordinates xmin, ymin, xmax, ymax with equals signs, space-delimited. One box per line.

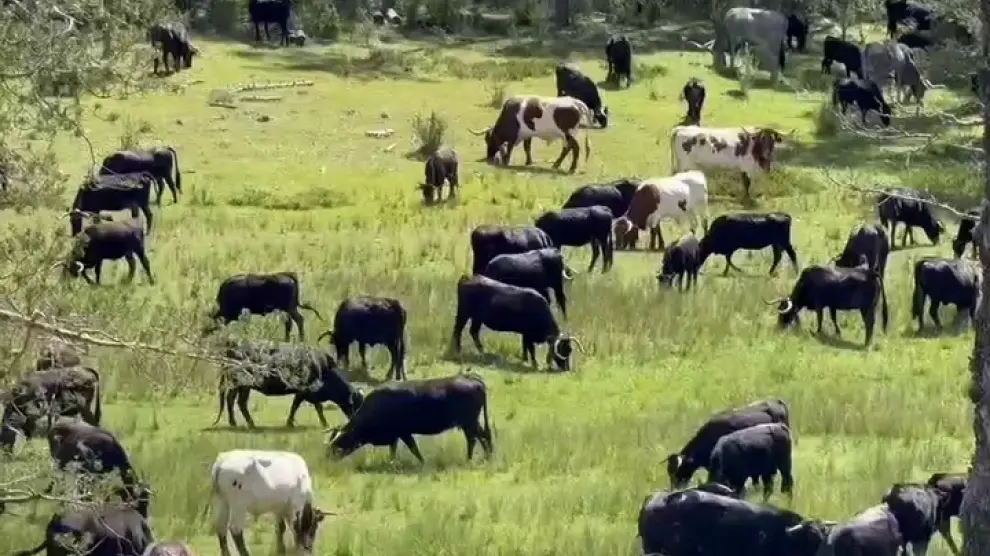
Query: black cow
xmin=638 ymin=488 xmax=830 ymax=556
xmin=68 ymin=172 xmax=154 ymax=235
xmin=561 ymin=177 xmax=641 ymax=217
xmin=821 ymin=36 xmax=865 ymax=79
xmin=0 ymin=366 xmax=102 ymax=451
xmin=821 ymin=505 xmax=903 ymax=556
xmin=605 ymin=34 xmax=632 ymax=88
xmin=63 ymin=220 xmax=154 ymax=285
xmin=470 ymin=224 xmax=554 ymax=275
xmin=707 ymin=422 xmax=794 ymax=500
xmin=666 ymin=399 xmax=790 ymax=489
xmin=767 ymin=264 xmax=889 ymax=345
xmin=658 ymin=235 xmax=701 ymax=291
xmin=99 ymin=147 xmax=181 ymax=205
xmin=681 ymin=78 xmax=705 ymax=126
xmin=876 ymin=188 xmax=945 ymax=248
xmin=481 ymin=248 xmax=573 ymax=317
xmin=834 ymin=223 xmax=891 ymax=278
xmin=149 ymin=22 xmax=197 ymax=74
xmin=786 ymin=14 xmax=808 ymax=51
xmin=419 ymin=146 xmax=459 ymax=204
xmin=882 ymin=483 xmax=960 ymax=556
xmin=286 ymin=28 xmax=306 ymax=46
xmin=327 ymin=372 xmax=493 ymax=463
xmin=203 ymin=272 xmax=321 ymax=341
xmin=451 ymin=274 xmax=584 ymax=371
xmin=534 ymin=206 xmax=615 ymax=273
xmin=318 ymin=296 xmax=407 ymax=381
xmin=212 ymin=341 xmax=363 ymax=429
xmin=886 ymin=0 xmax=932 ymax=37
xmin=248 ymin=0 xmax=290 ymax=44
xmin=971 ymin=72 xmax=980 ymax=97
xmin=953 ymin=207 xmax=980 ymax=258
xmin=13 ymin=491 xmax=154 ymax=556
xmin=833 ymin=77 xmax=892 ymax=127
xmin=555 ymin=63 xmax=608 ymax=128
xmin=35 ymin=343 xmax=83 ymax=371
xmin=45 ymin=418 xmax=140 ymax=497
xmin=911 ymin=257 xmax=981 ymax=331
xmin=698 ymin=212 xmax=799 ymax=276
xmin=898 ymin=31 xmax=934 ymax=50
xmin=927 ymin=472 xmax=965 ymax=549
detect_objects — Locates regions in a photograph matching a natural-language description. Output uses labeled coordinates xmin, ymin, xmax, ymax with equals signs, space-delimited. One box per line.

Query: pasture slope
xmin=0 ymin=30 xmax=977 ymax=556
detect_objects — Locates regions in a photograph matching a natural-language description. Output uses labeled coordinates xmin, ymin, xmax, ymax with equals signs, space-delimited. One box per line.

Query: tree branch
xmin=821 ymin=167 xmax=978 ymax=221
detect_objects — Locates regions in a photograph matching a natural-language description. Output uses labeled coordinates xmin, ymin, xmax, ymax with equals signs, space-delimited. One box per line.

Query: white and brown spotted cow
xmin=669 ymin=126 xmax=785 ymax=200
xmin=613 ymin=170 xmax=710 ymax=251
xmin=469 ymin=95 xmax=593 ymax=174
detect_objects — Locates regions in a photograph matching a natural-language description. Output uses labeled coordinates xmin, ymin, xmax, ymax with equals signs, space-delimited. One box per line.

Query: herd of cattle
xmin=0 ymin=0 xmax=984 ymax=555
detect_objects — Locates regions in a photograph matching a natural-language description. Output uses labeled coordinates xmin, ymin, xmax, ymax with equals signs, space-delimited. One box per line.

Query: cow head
xmin=784 ymin=520 xmax=835 ymax=556
xmin=62 ymin=259 xmax=85 ymax=280
xmin=615 ymin=222 xmax=639 ymax=251
xmin=922 ymin=214 xmax=945 ymax=244
xmin=184 ymin=44 xmax=199 ymax=69
xmin=665 ymin=454 xmax=696 ymax=489
xmin=326 ymin=425 xmax=362 ymax=459
xmin=765 ymin=296 xmax=800 ymax=327
xmin=594 ymin=106 xmax=609 ymax=128
xmin=547 ymin=334 xmax=585 ymax=371
xmin=292 ymin=502 xmax=330 ymax=554
xmin=744 ymin=128 xmax=785 ymax=171
xmin=417 ymin=182 xmax=437 ymax=205
xmin=613 ymin=217 xmax=635 ymax=248
xmin=468 ymin=127 xmax=503 ymax=163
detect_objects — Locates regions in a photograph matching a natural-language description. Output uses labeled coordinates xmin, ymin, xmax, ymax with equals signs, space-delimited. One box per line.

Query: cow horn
xmin=73 ymin=261 xmax=84 ymax=274
xmin=552 ymin=337 xmax=566 ymax=360
xmin=763 ymin=297 xmax=784 ymax=305
xmin=561 ymin=266 xmax=574 ymax=280
xmin=570 ymin=335 xmax=586 ymax=354
xmin=468 ymin=127 xmax=490 ymax=136
xmin=923 ymin=77 xmax=946 ymax=89
xmin=778 ymin=298 xmax=794 ymax=314
xmin=785 ymin=524 xmax=804 ymax=534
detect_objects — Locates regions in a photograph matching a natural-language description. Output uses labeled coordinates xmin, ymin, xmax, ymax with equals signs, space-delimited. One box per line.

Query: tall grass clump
xmin=814 ymin=98 xmax=841 ymax=138
xmin=411 ymin=111 xmax=449 ymax=157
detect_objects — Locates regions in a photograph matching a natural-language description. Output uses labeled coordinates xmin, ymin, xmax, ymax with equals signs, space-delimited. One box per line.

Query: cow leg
xmin=231 ymin=528 xmax=252 ymax=556
xmin=552 ymin=142 xmax=570 ymax=170
xmin=523 ymin=339 xmax=536 ymax=366
xmin=399 ymin=434 xmax=425 ymax=463
xmin=153 ymin=177 xmax=165 ymax=205
xmin=911 ymin=541 xmax=930 ymax=556
xmin=930 ymin=301 xmax=943 ymax=328
xmin=451 ymin=312 xmax=468 ymax=353
xmin=162 ymin=175 xmax=179 ymax=203
xmin=741 ymin=173 xmax=752 ymax=200
xmin=214 ymin=506 xmax=233 ymax=556
xmin=462 ymin=425 xmax=479 ymax=460
xmin=768 ymin=246 xmax=784 ymax=274
xmin=522 ymin=139 xmax=533 ymax=166
xmin=286 ymin=308 xmax=305 ymax=341
xmin=861 ymin=308 xmax=876 ymax=345
xmin=136 ymin=248 xmax=155 ymax=285
xmin=236 ymin=389 xmax=256 ymax=428
xmin=358 ymin=342 xmax=369 ymax=369
xmin=588 ymin=241 xmax=600 ymax=272
xmin=93 ymin=260 xmax=104 ymax=285
xmin=783 ymin=243 xmax=799 ymax=271
xmin=469 ymin=321 xmax=485 ymax=353
xmin=760 ymin=473 xmax=774 ymax=501
xmin=938 ymin=519 xmax=962 ymax=555
xmin=123 ymin=254 xmax=138 ymax=283
xmin=561 ymin=135 xmax=580 ymax=173
xmin=829 ymin=308 xmax=841 ymax=335
xmin=815 ymin=309 xmax=825 ymax=334
xmin=285 ymin=395 xmax=305 ymax=427
xmin=225 ymin=389 xmax=239 ymax=427
xmin=387 ymin=342 xmax=401 ymax=381
xmin=253 ymin=23 xmax=262 ymax=42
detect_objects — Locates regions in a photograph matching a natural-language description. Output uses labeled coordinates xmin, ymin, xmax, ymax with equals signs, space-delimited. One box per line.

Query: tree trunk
xmin=961 ymin=0 xmax=990 ymax=552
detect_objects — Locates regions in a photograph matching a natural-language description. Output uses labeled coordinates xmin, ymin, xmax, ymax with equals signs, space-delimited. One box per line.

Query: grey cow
xmin=715 ymin=8 xmax=788 ymax=82
xmin=863 ymin=41 xmax=943 ymax=108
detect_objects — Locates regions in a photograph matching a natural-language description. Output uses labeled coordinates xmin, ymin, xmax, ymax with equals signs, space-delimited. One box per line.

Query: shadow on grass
xmin=814 ymin=332 xmax=870 ymax=352
xmin=231 ymin=47 xmax=442 ymax=82
xmin=443 ymin=351 xmax=552 ymax=374
xmin=199 ymin=424 xmax=320 ymax=434
xmin=492 ymin=19 xmax=716 ymax=59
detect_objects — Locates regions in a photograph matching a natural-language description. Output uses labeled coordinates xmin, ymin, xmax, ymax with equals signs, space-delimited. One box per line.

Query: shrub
xmin=411 ymin=111 xmax=448 ymax=157
xmin=813 ymin=98 xmax=841 ymax=138
xmin=486 ymin=79 xmax=507 ymax=108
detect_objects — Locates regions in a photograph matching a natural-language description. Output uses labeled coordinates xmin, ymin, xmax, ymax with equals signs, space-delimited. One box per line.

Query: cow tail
xmin=298 ymin=303 xmax=323 ymax=320
xmin=89 ymin=367 xmax=102 ymax=426
xmin=211 ymin=374 xmax=227 ymax=426
xmin=481 ymin=386 xmax=493 ymax=447
xmin=167 ymin=146 xmax=182 ymax=192
xmin=583 ymin=130 xmax=592 ymax=163
xmin=910 ymin=266 xmax=924 ymax=321
xmin=12 ymin=540 xmax=46 ymax=556
xmin=878 ymin=273 xmax=890 ymax=332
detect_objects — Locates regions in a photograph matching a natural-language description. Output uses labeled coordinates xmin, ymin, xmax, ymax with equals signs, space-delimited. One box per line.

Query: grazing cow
xmin=698 ymin=212 xmax=799 ymax=276
xmin=451 ymin=275 xmax=584 ymax=371
xmin=864 ymin=41 xmax=942 ymax=104
xmin=911 ymin=257 xmax=982 ymax=331
xmin=560 ymin=177 xmax=641 ymax=218
xmin=469 ymin=224 xmax=554 ymax=274
xmin=45 ymin=418 xmax=139 ymax=495
xmin=317 ymin=296 xmax=407 ymax=381
xmin=35 ymin=343 xmax=83 ymax=371
xmin=953 ymin=207 xmax=981 ymax=258
xmin=213 ymin=341 xmax=363 ymax=429
xmin=468 ymin=95 xmax=593 ymax=174
xmin=881 ymin=483 xmax=960 ymax=556
xmin=68 ymin=172 xmax=155 ymax=235
xmin=821 ymin=36 xmax=865 ymax=79
xmin=834 ymin=223 xmax=891 ymax=278
xmin=99 ymin=147 xmax=181 ymax=205
xmin=481 ymin=248 xmax=573 ymax=317
xmin=638 ymin=488 xmax=829 ymax=556
xmin=613 ymin=171 xmax=710 ymax=252
xmin=605 ymin=34 xmax=632 ymax=88
xmin=885 ymin=0 xmax=932 ymax=37
xmin=143 ymin=542 xmax=197 ymax=556
xmin=670 ymin=125 xmax=785 ymax=199
xmin=327 ymin=372 xmax=493 ymax=463
xmin=13 ymin=492 xmax=154 ymax=556
xmin=149 ymin=22 xmax=197 ymax=74
xmin=419 ymin=146 xmax=459 ymax=204
xmin=615 ymin=222 xmax=641 ymax=250
xmin=203 ymin=272 xmax=321 ymax=341
xmin=876 ymin=188 xmax=945 ymax=248
xmin=766 ymin=264 xmax=889 ymax=345
xmin=833 ymin=77 xmax=893 ymax=127
xmin=891 ymin=44 xmax=944 ymax=106
xmin=820 ymin=505 xmax=903 ymax=556
xmin=927 ymin=472 xmax=966 ymax=551
xmin=247 ymin=0 xmax=291 ymax=45
xmin=555 ymin=63 xmax=608 ymax=128
xmin=0 ymin=366 xmax=103 ymax=451
xmin=286 ymin=28 xmax=306 ymax=46
xmin=657 ymin=235 xmax=701 ymax=291
xmin=707 ymin=422 xmax=794 ymax=500
xmin=534 ymin=206 xmax=615 ymax=273
xmin=211 ymin=450 xmax=329 ymax=556
xmin=666 ymin=398 xmax=790 ymax=489
xmin=786 ymin=14 xmax=809 ymax=51
xmin=897 ymin=31 xmax=934 ymax=50
xmin=716 ymin=8 xmax=788 ymax=80
xmin=681 ymin=78 xmax=705 ymax=126
xmin=63 ymin=220 xmax=154 ymax=285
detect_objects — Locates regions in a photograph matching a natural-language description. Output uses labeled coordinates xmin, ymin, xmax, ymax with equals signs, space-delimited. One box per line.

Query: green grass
xmin=0 ymin=31 xmax=980 ymax=555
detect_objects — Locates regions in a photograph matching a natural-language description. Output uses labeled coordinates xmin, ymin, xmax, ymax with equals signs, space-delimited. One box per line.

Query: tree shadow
xmin=231 ymin=48 xmax=441 ymax=83
xmin=199 ymin=424 xmax=320 ymax=434
xmin=490 ymin=163 xmax=576 ymax=177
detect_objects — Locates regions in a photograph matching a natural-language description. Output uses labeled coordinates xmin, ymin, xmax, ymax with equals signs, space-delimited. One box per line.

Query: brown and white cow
xmin=613 ymin=170 xmax=710 ymax=251
xmin=469 ymin=95 xmax=593 ymax=174
xmin=669 ymin=126 xmax=786 ymax=199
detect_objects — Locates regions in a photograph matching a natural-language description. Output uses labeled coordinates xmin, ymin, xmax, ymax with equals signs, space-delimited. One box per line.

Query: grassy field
xmin=0 ymin=25 xmax=981 ymax=556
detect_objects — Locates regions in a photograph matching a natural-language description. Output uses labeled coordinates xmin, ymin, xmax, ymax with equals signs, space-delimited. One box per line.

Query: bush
xmin=813 ymin=98 xmax=841 ymax=138
xmin=411 ymin=111 xmax=448 ymax=157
